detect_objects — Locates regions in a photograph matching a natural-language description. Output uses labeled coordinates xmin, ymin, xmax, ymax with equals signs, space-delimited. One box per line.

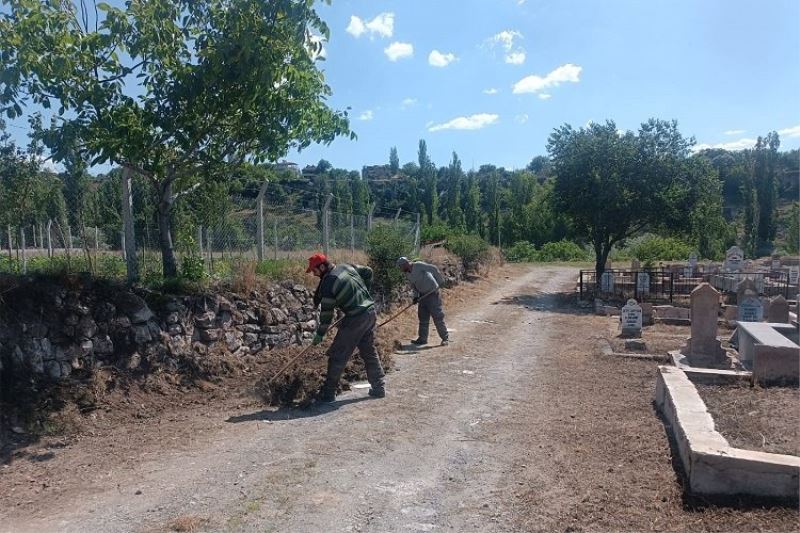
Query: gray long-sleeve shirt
xmin=406 ymin=261 xmax=445 ymax=297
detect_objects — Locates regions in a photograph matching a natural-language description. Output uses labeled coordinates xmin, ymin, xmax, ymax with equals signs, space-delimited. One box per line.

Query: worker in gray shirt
xmin=396 ymin=257 xmax=450 ymax=346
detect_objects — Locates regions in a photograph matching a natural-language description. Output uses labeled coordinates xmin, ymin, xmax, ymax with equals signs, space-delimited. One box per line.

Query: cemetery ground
xmin=1 ymin=265 xmax=798 ymax=532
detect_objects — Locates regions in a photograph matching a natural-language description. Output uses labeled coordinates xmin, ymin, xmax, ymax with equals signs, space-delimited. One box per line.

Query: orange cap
xmin=306 ymin=252 xmax=328 ymax=273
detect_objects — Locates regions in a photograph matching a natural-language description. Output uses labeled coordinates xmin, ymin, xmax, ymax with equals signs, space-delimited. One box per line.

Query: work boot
xmin=410 ymin=338 xmax=427 ymax=346
xmin=368 ymin=387 xmax=385 ymax=398
xmin=316 ymin=389 xmax=336 ymax=403
xmin=440 ymin=339 xmax=450 ymax=346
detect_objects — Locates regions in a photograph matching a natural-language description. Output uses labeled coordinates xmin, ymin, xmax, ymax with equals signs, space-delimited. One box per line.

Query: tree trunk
xmin=157 ymin=179 xmax=178 ymax=278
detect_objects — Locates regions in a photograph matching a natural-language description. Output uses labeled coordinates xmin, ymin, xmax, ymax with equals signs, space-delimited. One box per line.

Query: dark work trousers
xmin=417 ymin=291 xmax=448 ymax=342
xmin=322 ymin=307 xmax=385 ymax=395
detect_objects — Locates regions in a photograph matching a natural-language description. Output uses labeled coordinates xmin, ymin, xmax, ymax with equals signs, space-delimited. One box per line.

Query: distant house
xmin=302 ymin=165 xmax=319 ymax=179
xmin=274 ymin=160 xmax=302 ymax=176
xmin=362 ymin=164 xmax=399 ymax=181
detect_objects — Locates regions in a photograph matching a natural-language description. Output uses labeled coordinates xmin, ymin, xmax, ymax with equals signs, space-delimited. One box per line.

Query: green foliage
xmin=180 ymin=254 xmax=207 ymax=282
xmin=420 ymin=223 xmax=452 ymax=243
xmin=505 ymin=240 xmax=590 ymax=262
xmin=505 ymin=241 xmax=537 ymax=262
xmin=784 ymin=203 xmax=800 ymax=255
xmin=627 ymin=234 xmax=693 ymax=264
xmin=255 ymin=259 xmax=306 ymax=281
xmin=1 ymin=0 xmax=352 ymax=277
xmin=445 ymin=234 xmax=490 ymax=272
xmin=366 ymin=225 xmax=414 ymax=297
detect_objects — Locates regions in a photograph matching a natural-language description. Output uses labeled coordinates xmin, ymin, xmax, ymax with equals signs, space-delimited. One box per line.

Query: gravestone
xmin=737 ymin=278 xmax=758 ymax=305
xmin=683 ymin=283 xmax=724 ymax=362
xmin=771 ymin=256 xmax=781 ymax=270
xmin=683 ymin=266 xmax=693 ymax=279
xmin=738 ymin=296 xmax=764 ymax=322
xmin=789 ymin=267 xmax=799 ymax=286
xmin=724 ymin=246 xmax=744 ymax=272
xmin=768 ymin=295 xmax=790 ymax=324
xmin=621 ymin=299 xmax=642 ymax=338
xmin=689 ymin=253 xmax=698 ymax=270
xmin=600 ymin=271 xmax=614 ymax=293
xmin=744 ymin=260 xmax=754 ymax=272
xmin=636 ymin=272 xmax=650 ymax=296
xmin=631 ymin=258 xmax=640 ymax=271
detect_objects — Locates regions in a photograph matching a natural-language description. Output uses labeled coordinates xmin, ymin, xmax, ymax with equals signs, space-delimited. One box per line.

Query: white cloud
xmin=401 ymin=98 xmax=418 ymax=109
xmin=358 ymin=110 xmax=374 ymax=121
xmin=483 ymin=88 xmax=499 ymax=95
xmin=515 ymin=114 xmax=529 ymax=124
xmin=505 ymin=51 xmax=526 ymax=65
xmin=693 ymin=138 xmax=757 ymax=152
xmin=778 ymin=125 xmax=800 ymax=138
xmin=347 ymin=13 xmax=394 ymax=39
xmin=513 ymin=63 xmax=582 ymax=94
xmin=487 ymin=30 xmax=526 ymax=65
xmin=723 ymin=129 xmax=746 ymax=135
xmin=538 ymin=93 xmax=552 ymax=100
xmin=428 ymin=50 xmax=457 ymax=67
xmin=385 ymin=42 xmax=414 ymax=61
xmin=428 ymin=113 xmax=499 ymax=132
xmin=346 ymin=16 xmax=366 ymax=38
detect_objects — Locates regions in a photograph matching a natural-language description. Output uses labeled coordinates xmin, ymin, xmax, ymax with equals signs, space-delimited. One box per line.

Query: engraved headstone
xmin=621 ymin=299 xmax=642 ymax=338
xmin=789 ymin=266 xmax=799 ymax=286
xmin=689 ymin=253 xmax=698 ymax=270
xmin=636 ymin=272 xmax=650 ymax=296
xmin=685 ymin=283 xmax=723 ymax=359
xmin=725 ymin=246 xmax=744 ymax=272
xmin=738 ymin=296 xmax=763 ymax=322
xmin=768 ymin=295 xmax=790 ymax=324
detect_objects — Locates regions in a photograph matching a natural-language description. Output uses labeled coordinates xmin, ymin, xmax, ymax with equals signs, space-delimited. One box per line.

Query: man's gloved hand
xmin=312 ymin=333 xmax=324 ymax=346
xmin=412 ymin=296 xmax=419 ymax=304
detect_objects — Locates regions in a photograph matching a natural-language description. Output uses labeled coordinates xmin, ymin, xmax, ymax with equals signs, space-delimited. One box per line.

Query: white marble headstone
xmin=621 ymin=299 xmax=643 ymax=337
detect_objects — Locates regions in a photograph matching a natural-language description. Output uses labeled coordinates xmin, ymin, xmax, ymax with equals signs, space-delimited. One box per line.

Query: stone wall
xmin=0 ymin=257 xmax=464 ymax=385
xmin=0 ymin=278 xmax=318 ymax=383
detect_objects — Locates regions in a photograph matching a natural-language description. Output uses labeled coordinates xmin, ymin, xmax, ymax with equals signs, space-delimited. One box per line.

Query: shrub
xmin=535 ymin=240 xmax=591 ymax=262
xmin=180 ymin=254 xmax=207 ymax=281
xmin=445 ymin=234 xmax=490 ymax=272
xmin=420 ymin=223 xmax=451 ymax=243
xmin=366 ymin=225 xmax=414 ymax=298
xmin=627 ymin=234 xmax=693 ymax=265
xmin=505 ymin=241 xmax=537 ymax=262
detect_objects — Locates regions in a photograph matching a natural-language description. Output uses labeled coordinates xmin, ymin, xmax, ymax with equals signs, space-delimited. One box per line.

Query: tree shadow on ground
xmin=492 ymin=291 xmax=592 ymax=316
xmin=226 ymin=396 xmax=371 ymax=423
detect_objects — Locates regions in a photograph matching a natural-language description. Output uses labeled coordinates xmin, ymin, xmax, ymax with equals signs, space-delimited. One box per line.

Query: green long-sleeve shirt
xmin=315 ymin=264 xmax=374 ymax=336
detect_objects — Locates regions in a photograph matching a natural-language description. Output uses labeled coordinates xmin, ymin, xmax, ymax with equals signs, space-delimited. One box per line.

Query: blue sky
xmin=5 ymin=0 xmax=800 ymax=173
xmin=291 ymin=0 xmax=800 ymax=170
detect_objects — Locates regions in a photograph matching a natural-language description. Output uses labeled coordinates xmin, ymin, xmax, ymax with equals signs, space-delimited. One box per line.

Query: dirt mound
xmin=254 ymin=343 xmax=395 ymax=407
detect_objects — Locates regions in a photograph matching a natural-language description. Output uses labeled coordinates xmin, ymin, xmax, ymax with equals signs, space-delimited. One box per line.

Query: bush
xmin=627 ymin=234 xmax=693 ymax=265
xmin=505 ymin=241 xmax=537 ymax=262
xmin=366 ymin=225 xmax=414 ymax=298
xmin=445 ymin=234 xmax=490 ymax=272
xmin=535 ymin=240 xmax=591 ymax=262
xmin=420 ymin=223 xmax=451 ymax=243
xmin=180 ymin=254 xmax=207 ymax=281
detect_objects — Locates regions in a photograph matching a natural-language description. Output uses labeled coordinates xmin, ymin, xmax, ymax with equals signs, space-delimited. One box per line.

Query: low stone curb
xmin=654 ymin=365 xmax=800 ymax=499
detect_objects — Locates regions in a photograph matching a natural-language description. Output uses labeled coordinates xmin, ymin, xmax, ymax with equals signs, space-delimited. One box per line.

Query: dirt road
xmin=3 ymin=265 xmax=797 ymax=532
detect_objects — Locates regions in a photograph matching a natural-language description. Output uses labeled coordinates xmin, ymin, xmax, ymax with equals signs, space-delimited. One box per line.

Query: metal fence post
xmin=273 ymin=217 xmax=278 ymax=260
xmin=47 ymin=220 xmax=53 ymax=258
xmin=350 ymin=212 xmax=355 ymax=260
xmin=197 ymin=225 xmax=203 ymax=257
xmin=20 ymin=227 xmax=26 ymax=274
xmin=579 ymin=271 xmax=584 ymax=300
xmin=322 ymin=193 xmax=333 ymax=256
xmin=256 ymin=181 xmax=268 ymax=261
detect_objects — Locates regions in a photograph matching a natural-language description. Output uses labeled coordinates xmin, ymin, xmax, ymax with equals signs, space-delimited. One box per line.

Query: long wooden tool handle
xmin=377 ymin=289 xmax=437 ymax=329
xmin=267 ymin=316 xmax=344 ymax=385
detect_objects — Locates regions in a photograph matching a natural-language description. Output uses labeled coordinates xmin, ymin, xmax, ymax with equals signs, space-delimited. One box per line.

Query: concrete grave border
xmin=654 ymin=365 xmax=800 ymax=499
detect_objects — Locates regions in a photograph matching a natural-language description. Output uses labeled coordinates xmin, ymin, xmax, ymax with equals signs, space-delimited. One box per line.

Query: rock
xmin=45 ymin=360 xmax=62 ymax=380
xmin=127 ymin=352 xmax=141 ymax=370
xmin=64 ymin=314 xmax=80 ymax=326
xmin=218 ymin=297 xmax=234 ymax=312
xmin=94 ymin=335 xmax=114 ymax=356
xmin=147 ymin=320 xmax=161 ymax=339
xmin=79 ymin=339 xmax=93 ymax=356
xmin=94 ymin=302 xmax=116 ymax=322
xmin=194 ymin=311 xmax=216 ymax=329
xmin=28 ymin=323 xmax=48 ymax=338
xmin=240 ymin=323 xmax=261 ymax=334
xmin=167 ymin=323 xmax=183 ymax=336
xmin=225 ymin=332 xmax=242 ymax=352
xmin=270 ymin=308 xmax=288 ymax=324
xmin=77 ymin=316 xmax=98 ymax=339
xmin=200 ymin=328 xmax=220 ymax=342
xmin=243 ymin=332 xmax=259 ymax=345
xmin=112 ymin=316 xmax=132 ymax=329
xmin=132 ymin=324 xmax=153 ymax=344
xmin=114 ymin=293 xmax=154 ymax=324
xmin=165 ymin=312 xmax=180 ymax=325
